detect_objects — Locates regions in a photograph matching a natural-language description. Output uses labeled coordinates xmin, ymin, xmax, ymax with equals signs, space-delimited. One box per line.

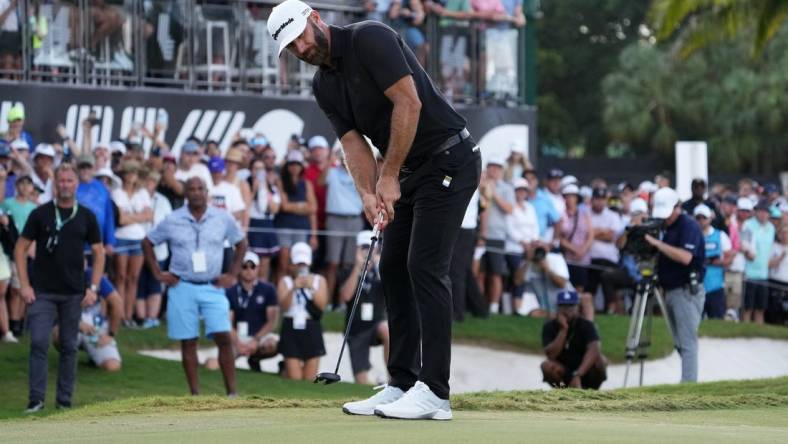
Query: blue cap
xmin=182 ymin=141 xmax=200 ymax=154
xmin=0 ymin=140 xmax=9 ymax=157
xmin=764 ymin=183 xmax=779 ymax=194
xmin=208 ymin=156 xmax=225 ymax=174
xmin=556 ymin=290 xmax=579 ymax=306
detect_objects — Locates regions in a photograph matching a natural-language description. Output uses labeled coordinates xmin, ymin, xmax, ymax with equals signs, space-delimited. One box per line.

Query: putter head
xmin=314 ymin=372 xmax=341 ymax=385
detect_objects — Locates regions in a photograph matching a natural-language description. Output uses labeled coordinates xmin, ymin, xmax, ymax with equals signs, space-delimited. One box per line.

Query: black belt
xmin=432 ymin=127 xmax=473 ymax=155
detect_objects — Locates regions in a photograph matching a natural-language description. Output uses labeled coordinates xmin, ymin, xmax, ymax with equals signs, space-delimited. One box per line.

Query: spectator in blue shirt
xmin=76 ymin=154 xmax=116 ymax=251
xmin=524 ymin=168 xmax=559 ymax=240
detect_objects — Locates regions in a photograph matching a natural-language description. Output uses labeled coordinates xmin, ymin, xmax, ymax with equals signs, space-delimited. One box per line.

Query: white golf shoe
xmin=342 ymin=384 xmax=405 ymax=416
xmin=374 ymin=381 xmax=452 ymax=420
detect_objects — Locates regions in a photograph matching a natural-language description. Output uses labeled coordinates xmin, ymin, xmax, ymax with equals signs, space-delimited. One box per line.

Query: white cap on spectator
xmin=356 ymin=230 xmax=374 ymax=247
xmin=250 ymin=135 xmax=269 ymax=147
xmin=651 ymin=187 xmax=680 ymax=219
xmin=285 ymin=150 xmax=305 ymax=164
xmin=579 ymin=185 xmax=593 ymax=200
xmin=486 ymin=155 xmax=506 ymax=167
xmin=513 ymin=178 xmax=530 ymax=190
xmin=268 ymin=0 xmax=313 ymax=56
xmin=630 ymin=197 xmax=648 ymax=215
xmin=562 ymin=183 xmax=580 ymax=196
xmin=737 ymin=197 xmax=754 ymax=211
xmin=291 ymin=242 xmax=312 ymax=265
xmin=110 ymin=141 xmax=127 ymax=154
xmin=32 ymin=144 xmax=55 ymax=159
xmin=638 ymin=180 xmax=658 ymax=194
xmin=10 ymin=139 xmax=29 ymax=151
xmin=95 ymin=167 xmax=121 ymax=189
xmin=560 ymin=175 xmax=578 ymax=188
xmin=308 ymin=135 xmax=329 ymax=150
xmin=93 ymin=141 xmax=110 ymax=152
xmin=693 ymin=203 xmax=713 ymax=219
xmin=243 ymin=251 xmax=260 ymax=267
xmin=509 ymin=140 xmax=525 ymax=154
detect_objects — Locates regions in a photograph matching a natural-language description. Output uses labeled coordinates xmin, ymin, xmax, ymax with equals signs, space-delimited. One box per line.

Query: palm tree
xmin=649 ymin=0 xmax=788 ymax=58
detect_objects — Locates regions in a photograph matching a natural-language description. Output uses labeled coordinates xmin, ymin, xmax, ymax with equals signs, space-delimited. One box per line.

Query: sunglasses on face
xmin=242 ymin=263 xmax=257 ymax=270
xmin=695 ymin=215 xmax=708 ymax=220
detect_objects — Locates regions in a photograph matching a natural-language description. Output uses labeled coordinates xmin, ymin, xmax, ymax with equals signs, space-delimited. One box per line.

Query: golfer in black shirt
xmin=16 ymin=163 xmax=105 ymax=413
xmin=269 ymin=0 xmax=481 ymax=420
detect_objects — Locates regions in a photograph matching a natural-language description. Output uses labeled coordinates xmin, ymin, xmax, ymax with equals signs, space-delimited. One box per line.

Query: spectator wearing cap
xmin=606 ymin=198 xmax=650 ymax=313
xmin=557 ymin=183 xmax=594 ymax=310
xmin=645 ymin=187 xmax=705 ymax=382
xmin=30 ymin=144 xmax=56 ymax=204
xmin=108 ymin=141 xmax=127 ymax=170
xmin=92 ymin=142 xmax=111 ymax=171
xmin=112 ymin=161 xmax=153 ymax=327
xmin=211 ymin=251 xmax=280 ymax=372
xmin=164 ymin=140 xmax=213 ymax=200
xmin=503 ymin=141 xmax=529 ymax=184
xmin=4 ymin=106 xmax=34 ymax=149
xmin=682 ymin=178 xmax=725 ymax=230
xmin=0 ymin=140 xmax=17 ymax=199
xmin=249 ymin=135 xmax=270 ymax=158
xmin=76 ymin=154 xmax=116 ymax=254
xmin=505 ymin=178 xmax=539 ymax=314
xmin=769 ymin=224 xmax=788 ymax=320
xmin=207 ymin=156 xmax=246 ymax=229
xmin=339 ymin=230 xmax=389 ymax=384
xmin=544 ymin=169 xmax=566 ymax=218
xmin=247 ymin=156 xmax=280 ymax=281
xmin=694 ymin=204 xmax=733 ymax=319
xmin=479 ymin=156 xmax=514 ymax=314
xmin=274 ymin=150 xmax=317 ymax=284
xmin=320 ymin=147 xmax=364 ymax=305
xmin=741 ymin=200 xmax=775 ymax=325
xmin=304 ymin=136 xmax=331 ymax=242
xmin=586 ymin=187 xmax=625 ymax=314
xmin=719 ymin=195 xmax=742 ymax=320
xmin=260 ymin=145 xmax=280 ymax=188
xmin=523 ymin=167 xmax=559 ymax=241
xmin=764 ymin=183 xmax=786 ymax=210
xmin=142 ymin=177 xmax=248 ymax=397
xmin=738 ymin=178 xmax=758 ymax=204
xmin=277 ymin=242 xmax=327 ymax=381
xmin=540 ymin=290 xmax=607 ymax=389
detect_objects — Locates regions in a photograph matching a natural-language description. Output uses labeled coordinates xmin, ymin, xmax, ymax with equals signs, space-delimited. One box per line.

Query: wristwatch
xmin=89 ymin=284 xmax=98 ymax=293
xmin=572 ymin=370 xmax=582 ymax=378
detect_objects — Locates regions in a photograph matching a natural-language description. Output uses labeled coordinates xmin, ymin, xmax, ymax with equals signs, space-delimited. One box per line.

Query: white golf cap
xmin=32 ymin=143 xmax=55 ymax=159
xmin=285 ymin=149 xmax=305 ymax=164
xmin=562 ymin=183 xmax=580 ymax=196
xmin=109 ymin=141 xmax=127 ymax=154
xmin=693 ymin=203 xmax=713 ymax=219
xmin=307 ymin=135 xmax=329 ymax=150
xmin=95 ymin=167 xmax=122 ymax=189
xmin=267 ymin=0 xmax=314 ymax=57
xmin=560 ymin=175 xmax=578 ymax=188
xmin=737 ymin=197 xmax=754 ymax=211
xmin=651 ymin=187 xmax=680 ymax=219
xmin=630 ymin=197 xmax=648 ymax=215
xmin=508 ymin=141 xmax=525 ymax=154
xmin=10 ymin=139 xmax=29 ymax=151
xmin=290 ymin=241 xmax=312 ymax=265
xmin=93 ymin=141 xmax=110 ymax=151
xmin=486 ymin=155 xmax=506 ymax=167
xmin=513 ymin=177 xmax=530 ymax=190
xmin=356 ymin=230 xmax=374 ymax=247
xmin=638 ymin=180 xmax=657 ymax=194
xmin=243 ymin=251 xmax=260 ymax=266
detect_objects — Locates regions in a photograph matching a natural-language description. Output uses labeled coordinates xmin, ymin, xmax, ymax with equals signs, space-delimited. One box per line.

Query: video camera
xmin=622 ymin=218 xmax=664 ymax=261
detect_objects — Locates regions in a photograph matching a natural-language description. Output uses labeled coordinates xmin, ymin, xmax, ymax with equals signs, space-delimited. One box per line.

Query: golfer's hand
xmin=82 ymin=289 xmax=97 ymax=308
xmin=21 ymin=286 xmax=35 ymax=305
xmin=213 ymin=273 xmax=237 ymax=289
xmin=157 ymin=272 xmax=180 ymax=286
xmin=361 ymin=193 xmax=379 ymax=226
xmin=376 ymin=175 xmax=400 ymax=228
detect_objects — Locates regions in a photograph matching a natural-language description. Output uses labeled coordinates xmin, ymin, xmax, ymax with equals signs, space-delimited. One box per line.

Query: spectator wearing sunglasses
xmin=694 ymin=204 xmax=732 ymax=319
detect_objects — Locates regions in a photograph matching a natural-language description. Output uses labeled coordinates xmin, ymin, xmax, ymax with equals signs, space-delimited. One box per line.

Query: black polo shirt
xmin=313 ymin=21 xmax=466 ymax=170
xmin=226 ymin=281 xmax=278 ymax=337
xmin=656 ymin=213 xmax=706 ymax=290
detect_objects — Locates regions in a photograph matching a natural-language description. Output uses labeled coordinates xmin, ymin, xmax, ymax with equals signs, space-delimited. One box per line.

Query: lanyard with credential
xmin=190 ymin=218 xmax=202 ymax=250
xmin=55 ymin=201 xmax=79 ymax=231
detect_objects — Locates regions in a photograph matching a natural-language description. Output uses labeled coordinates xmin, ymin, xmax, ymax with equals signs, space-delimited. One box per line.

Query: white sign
xmin=675 ymin=141 xmax=708 ymax=201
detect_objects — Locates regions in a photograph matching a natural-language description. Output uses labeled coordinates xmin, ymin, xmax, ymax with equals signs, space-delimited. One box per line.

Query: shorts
xmin=278 ymin=317 xmax=325 ymax=361
xmin=567 ymin=264 xmax=588 ymax=290
xmin=585 ymin=258 xmax=617 ymax=294
xmin=482 ymin=239 xmax=507 ymax=275
xmin=0 ymin=31 xmax=21 ymax=56
xmin=703 ymin=288 xmax=726 ymax=319
xmin=115 ymin=238 xmax=143 ymax=256
xmin=347 ymin=323 xmax=384 ymax=374
xmin=137 ymin=261 xmax=164 ymax=299
xmin=325 ymin=214 xmax=363 ymax=265
xmin=505 ymin=253 xmax=524 ymax=296
xmin=744 ymin=280 xmax=769 ymax=310
xmin=166 ymin=281 xmax=230 ymax=340
xmin=0 ymin=252 xmax=11 ymax=281
xmin=248 ymin=218 xmax=280 ymax=256
xmin=724 ymin=272 xmax=743 ymax=310
xmin=276 ymin=229 xmax=308 ymax=249
xmin=84 ymin=337 xmax=122 ymax=366
xmin=558 ymin=361 xmax=607 ymax=390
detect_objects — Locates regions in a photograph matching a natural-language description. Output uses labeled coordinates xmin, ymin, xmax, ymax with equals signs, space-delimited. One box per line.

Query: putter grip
xmin=372 ymin=212 xmax=384 ymax=238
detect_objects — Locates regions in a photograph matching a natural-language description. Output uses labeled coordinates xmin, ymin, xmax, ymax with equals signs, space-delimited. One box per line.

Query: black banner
xmin=0 ymin=83 xmax=536 ymax=162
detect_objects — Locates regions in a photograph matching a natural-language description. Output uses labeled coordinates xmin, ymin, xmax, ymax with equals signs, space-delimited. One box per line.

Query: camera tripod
xmin=622 ymin=262 xmax=675 ymax=388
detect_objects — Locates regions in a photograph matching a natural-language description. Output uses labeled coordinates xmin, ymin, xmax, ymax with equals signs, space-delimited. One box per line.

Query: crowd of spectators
xmin=0 ymin=101 xmax=786 ymax=396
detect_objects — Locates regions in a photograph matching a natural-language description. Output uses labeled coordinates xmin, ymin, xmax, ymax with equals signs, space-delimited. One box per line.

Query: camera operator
xmin=644 ymin=187 xmax=706 ymax=383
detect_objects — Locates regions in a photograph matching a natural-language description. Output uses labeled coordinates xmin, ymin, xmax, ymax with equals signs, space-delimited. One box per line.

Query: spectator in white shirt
xmin=137 ymin=169 xmax=172 ymax=328
xmin=208 ymin=156 xmax=245 ymax=226
xmin=505 ymin=178 xmax=539 ymax=314
xmin=586 ymin=187 xmax=624 ymax=313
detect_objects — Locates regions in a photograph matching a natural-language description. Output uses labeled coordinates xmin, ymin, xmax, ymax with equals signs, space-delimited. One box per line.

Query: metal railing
xmin=0 ymin=0 xmax=526 ymax=105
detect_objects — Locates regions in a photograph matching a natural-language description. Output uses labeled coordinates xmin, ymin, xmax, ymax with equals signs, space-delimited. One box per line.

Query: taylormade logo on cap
xmin=272 ymin=17 xmax=294 ymax=41
xmin=268 ymin=0 xmax=313 ymax=57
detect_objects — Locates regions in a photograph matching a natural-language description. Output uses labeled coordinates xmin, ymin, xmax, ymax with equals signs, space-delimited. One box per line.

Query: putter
xmin=315 ymin=213 xmax=384 ymax=385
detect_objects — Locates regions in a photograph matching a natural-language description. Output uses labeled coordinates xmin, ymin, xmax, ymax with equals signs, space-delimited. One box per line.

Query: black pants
xmin=380 ymin=138 xmax=481 ymax=400
xmin=449 ymin=227 xmax=476 ymax=322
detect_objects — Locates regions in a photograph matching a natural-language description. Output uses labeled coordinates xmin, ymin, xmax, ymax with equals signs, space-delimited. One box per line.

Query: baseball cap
xmin=638 ymin=181 xmax=657 ymax=194
xmin=307 ymin=135 xmax=329 ymax=150
xmin=10 ymin=139 xmax=29 ymax=151
xmin=76 ymin=154 xmax=95 ymax=167
xmin=182 ymin=141 xmax=200 ymax=154
xmin=250 ymin=136 xmax=269 ymax=147
xmin=6 ymin=105 xmax=24 ymax=122
xmin=508 ymin=141 xmax=525 ymax=154
xmin=630 ymin=197 xmax=648 ymax=215
xmin=721 ymin=194 xmax=737 ymax=205
xmin=290 ymin=241 xmax=312 ymax=265
xmin=208 ymin=156 xmax=225 ymax=174
xmin=285 ymin=150 xmax=305 ymax=164
xmin=561 ymin=175 xmax=578 ymax=188
xmin=243 ymin=251 xmax=260 ymax=267
xmin=693 ymin=203 xmax=712 ymax=219
xmin=225 ymin=147 xmax=244 ymax=164
xmin=556 ymin=290 xmax=579 ymax=306
xmin=737 ymin=197 xmax=754 ymax=211
xmin=267 ymin=0 xmax=314 ymax=57
xmin=770 ymin=206 xmax=782 ymax=219
xmin=356 ymin=230 xmax=374 ymax=247
xmin=764 ymin=183 xmax=779 ymax=194
xmin=109 ymin=141 xmax=127 ymax=154
xmin=546 ymin=168 xmax=563 ymax=179
xmin=651 ymin=187 xmax=680 ymax=219
xmin=95 ymin=167 xmax=121 ymax=189
xmin=562 ymin=183 xmax=580 ymax=196
xmin=591 ymin=187 xmax=607 ymax=199
xmin=754 ymin=199 xmax=770 ymax=211
xmin=486 ymin=155 xmax=506 ymax=167
xmin=32 ymin=143 xmax=55 ymax=159
xmin=513 ymin=178 xmax=530 ymax=190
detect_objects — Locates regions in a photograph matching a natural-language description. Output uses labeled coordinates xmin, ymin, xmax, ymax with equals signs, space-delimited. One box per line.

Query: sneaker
xmin=123 ymin=319 xmax=140 ymax=329
xmin=343 ymin=384 xmax=405 ymax=416
xmin=725 ymin=309 xmax=740 ymax=322
xmin=140 ymin=318 xmax=159 ymax=329
xmin=374 ymin=381 xmax=452 ymax=420
xmin=25 ymin=401 xmax=44 ymax=413
xmin=2 ymin=331 xmax=18 ymax=343
xmin=55 ymin=401 xmax=71 ymax=410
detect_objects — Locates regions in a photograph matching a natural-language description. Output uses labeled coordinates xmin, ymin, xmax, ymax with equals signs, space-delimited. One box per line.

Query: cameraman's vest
xmin=703 ymin=228 xmax=724 ymax=292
